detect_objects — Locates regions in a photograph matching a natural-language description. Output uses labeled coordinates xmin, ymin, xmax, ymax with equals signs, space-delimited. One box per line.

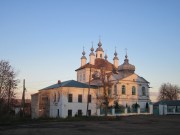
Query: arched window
xmin=142 ymin=87 xmax=146 ymax=96
xmin=54 ymin=93 xmax=56 ymax=102
xmin=83 ymin=74 xmax=85 ymax=81
xmin=100 ymin=54 xmax=102 ymax=58
xmin=114 ymin=84 xmax=117 ymax=95
xmin=132 ymin=86 xmax=136 ymax=95
xmin=80 ymin=74 xmax=82 ymax=81
xmin=58 ymin=92 xmax=60 ymax=102
xmin=122 ymin=85 xmax=126 ymax=95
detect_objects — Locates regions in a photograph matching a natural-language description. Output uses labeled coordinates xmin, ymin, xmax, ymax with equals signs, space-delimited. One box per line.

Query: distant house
xmin=153 ymin=100 xmax=180 ymax=115
xmin=13 ymin=99 xmax=31 ymax=116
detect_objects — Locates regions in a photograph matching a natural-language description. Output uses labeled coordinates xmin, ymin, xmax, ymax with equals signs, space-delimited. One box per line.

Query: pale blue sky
xmin=0 ymin=0 xmax=180 ymax=101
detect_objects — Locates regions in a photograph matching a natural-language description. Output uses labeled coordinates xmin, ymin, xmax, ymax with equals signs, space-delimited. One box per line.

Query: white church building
xmin=31 ymin=40 xmax=152 ymax=118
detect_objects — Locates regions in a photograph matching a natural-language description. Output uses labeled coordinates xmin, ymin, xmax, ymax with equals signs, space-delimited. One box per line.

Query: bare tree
xmin=158 ymin=83 xmax=180 ymax=101
xmin=0 ymin=60 xmax=19 ymax=115
xmin=94 ymin=67 xmax=117 ymax=116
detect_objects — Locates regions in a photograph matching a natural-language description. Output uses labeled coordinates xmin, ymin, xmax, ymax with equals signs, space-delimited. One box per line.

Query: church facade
xmin=75 ymin=40 xmax=150 ymax=109
xmin=31 ymin=40 xmax=151 ymax=118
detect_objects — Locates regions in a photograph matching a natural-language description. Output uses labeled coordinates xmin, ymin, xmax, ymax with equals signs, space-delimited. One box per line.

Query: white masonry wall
xmin=48 ymin=87 xmax=97 ymax=118
xmin=31 ymin=93 xmax=39 ymax=119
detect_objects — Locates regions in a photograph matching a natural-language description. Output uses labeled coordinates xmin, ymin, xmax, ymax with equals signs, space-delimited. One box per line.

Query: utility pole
xmin=86 ymin=66 xmax=92 ymax=116
xmin=7 ymin=80 xmax=12 ymax=113
xmin=21 ymin=79 xmax=26 ymax=117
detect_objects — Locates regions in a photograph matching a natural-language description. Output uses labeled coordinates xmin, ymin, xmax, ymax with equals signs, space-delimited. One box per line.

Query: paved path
xmin=0 ymin=115 xmax=180 ymax=135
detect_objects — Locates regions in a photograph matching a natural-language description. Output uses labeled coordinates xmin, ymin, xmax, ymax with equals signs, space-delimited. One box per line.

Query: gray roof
xmin=40 ymin=80 xmax=97 ymax=90
xmin=153 ymin=100 xmax=180 ymax=106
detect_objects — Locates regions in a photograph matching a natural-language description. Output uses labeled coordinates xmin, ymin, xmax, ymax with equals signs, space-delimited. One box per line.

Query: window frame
xmin=142 ymin=86 xmax=146 ymax=96
xmin=57 ymin=109 xmax=60 ymax=117
xmin=78 ymin=94 xmax=82 ymax=103
xmin=68 ymin=94 xmax=73 ymax=102
xmin=132 ymin=86 xmax=136 ymax=95
xmin=114 ymin=84 xmax=117 ymax=95
xmin=78 ymin=110 xmax=82 ymax=116
xmin=88 ymin=110 xmax=91 ymax=116
xmin=54 ymin=93 xmax=56 ymax=102
xmin=68 ymin=110 xmax=72 ymax=117
xmin=88 ymin=94 xmax=91 ymax=103
xmin=122 ymin=85 xmax=126 ymax=95
xmin=83 ymin=74 xmax=85 ymax=81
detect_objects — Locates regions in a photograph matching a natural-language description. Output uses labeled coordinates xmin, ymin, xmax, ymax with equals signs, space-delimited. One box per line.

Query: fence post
xmin=159 ymin=104 xmax=163 ymax=115
xmin=97 ymin=109 xmax=100 ymax=116
xmin=164 ymin=105 xmax=167 ymax=115
xmin=149 ymin=104 xmax=153 ymax=114
xmin=173 ymin=108 xmax=176 ymax=114
xmin=138 ymin=107 xmax=140 ymax=114
xmin=125 ymin=108 xmax=127 ymax=115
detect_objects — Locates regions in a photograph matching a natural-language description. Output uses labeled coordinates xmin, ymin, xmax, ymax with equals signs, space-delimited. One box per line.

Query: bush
xmin=146 ymin=102 xmax=149 ymax=112
xmin=132 ymin=103 xmax=140 ymax=113
xmin=114 ymin=101 xmax=125 ymax=114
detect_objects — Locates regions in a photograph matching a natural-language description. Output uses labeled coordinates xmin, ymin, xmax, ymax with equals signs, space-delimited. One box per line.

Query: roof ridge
xmin=40 ymin=80 xmax=96 ymax=91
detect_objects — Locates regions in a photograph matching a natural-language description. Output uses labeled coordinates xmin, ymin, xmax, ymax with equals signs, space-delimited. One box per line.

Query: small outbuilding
xmin=153 ymin=100 xmax=180 ymax=115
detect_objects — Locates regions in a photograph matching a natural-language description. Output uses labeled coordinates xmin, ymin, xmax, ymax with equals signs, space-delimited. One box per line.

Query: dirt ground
xmin=0 ymin=115 xmax=180 ymax=135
